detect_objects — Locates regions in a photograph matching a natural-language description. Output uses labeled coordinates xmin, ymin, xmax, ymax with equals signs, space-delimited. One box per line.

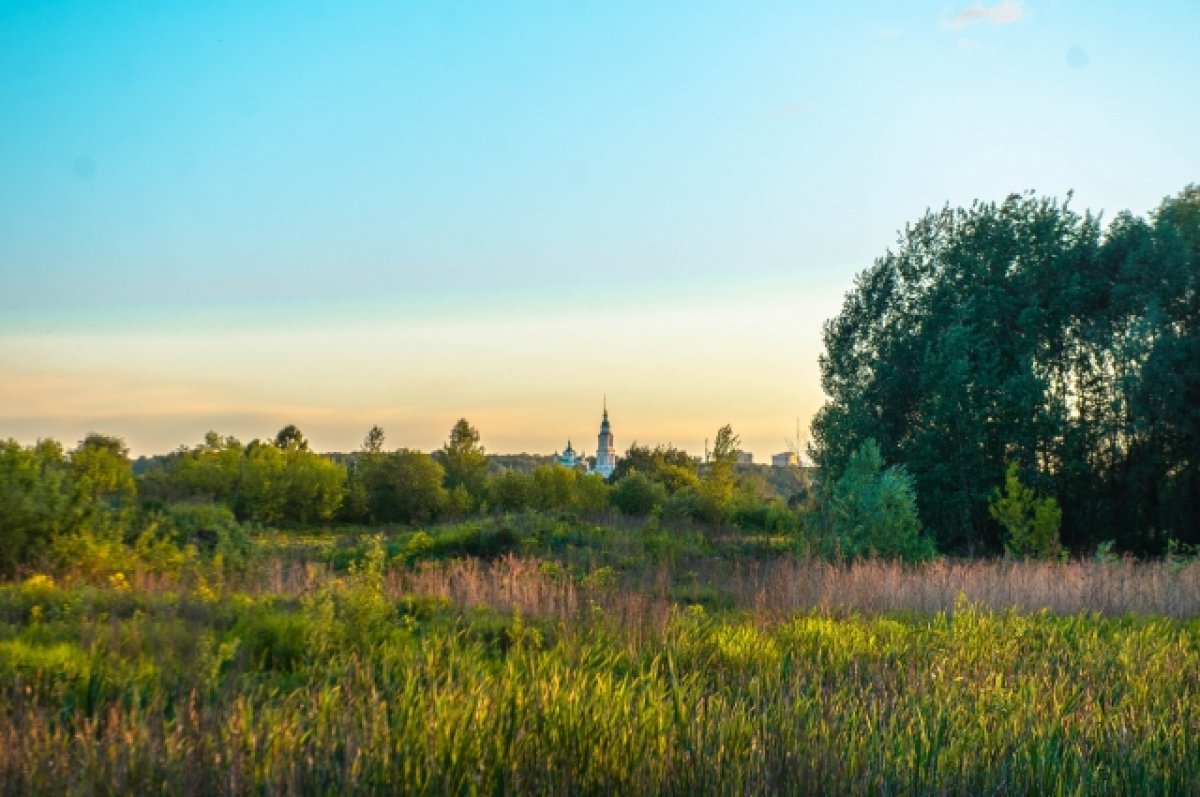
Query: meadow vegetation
xmin=3 ymin=185 xmax=1199 ymax=793
xmin=1 ymin=525 xmax=1199 ymax=795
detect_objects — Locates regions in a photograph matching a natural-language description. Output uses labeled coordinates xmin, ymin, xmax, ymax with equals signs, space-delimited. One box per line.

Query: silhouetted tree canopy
xmin=811 ymin=186 xmax=1200 ymax=554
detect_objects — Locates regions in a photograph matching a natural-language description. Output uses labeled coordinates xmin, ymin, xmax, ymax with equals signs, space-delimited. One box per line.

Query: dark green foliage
xmin=362 ymin=449 xmax=447 ymax=524
xmin=611 ymin=472 xmax=667 ymax=516
xmin=232 ymin=605 xmax=309 ymax=673
xmin=0 ymin=440 xmax=80 ymax=570
xmin=610 ymin=443 xmax=697 ymax=485
xmin=813 ymin=440 xmax=936 ymax=562
xmin=272 ymin=424 xmax=308 ymax=451
xmin=433 ymin=419 xmax=489 ymax=506
xmin=662 ymin=487 xmax=707 ymax=523
xmin=425 ymin=523 xmax=521 ymax=560
xmin=812 ymin=186 xmax=1200 ymax=554
xmin=162 ymin=503 xmax=257 ymax=570
xmin=136 ymin=431 xmax=345 ymax=526
xmin=490 ymin=469 xmax=536 ymax=512
xmin=990 ymin=462 xmax=1064 ymax=560
xmin=528 ymin=466 xmax=609 ymax=514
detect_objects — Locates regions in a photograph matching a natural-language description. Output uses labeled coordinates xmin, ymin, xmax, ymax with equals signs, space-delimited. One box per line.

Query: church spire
xmin=595 ymin=396 xmax=616 ymax=478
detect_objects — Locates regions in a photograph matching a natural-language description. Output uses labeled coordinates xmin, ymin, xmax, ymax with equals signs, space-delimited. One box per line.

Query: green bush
xmin=989 ymin=462 xmax=1064 ymax=560
xmin=0 ymin=439 xmax=84 ymax=570
xmin=231 ymin=606 xmax=310 ymax=673
xmin=491 ymin=470 xmax=535 ymax=512
xmin=818 ymin=439 xmax=936 ymax=562
xmin=611 ymin=473 xmax=666 ymax=516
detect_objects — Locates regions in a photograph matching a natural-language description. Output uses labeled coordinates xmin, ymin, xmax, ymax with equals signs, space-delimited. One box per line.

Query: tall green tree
xmin=989 ymin=462 xmax=1063 ymax=560
xmin=364 ymin=450 xmax=447 ymax=524
xmin=698 ymin=425 xmax=739 ymax=523
xmin=811 ymin=186 xmax=1200 ymax=553
xmin=71 ymin=433 xmax=135 ymax=506
xmin=434 ymin=419 xmax=489 ymax=503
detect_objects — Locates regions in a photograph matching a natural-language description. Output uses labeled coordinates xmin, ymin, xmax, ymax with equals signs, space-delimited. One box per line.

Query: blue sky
xmin=2 ymin=1 xmax=1198 ymax=457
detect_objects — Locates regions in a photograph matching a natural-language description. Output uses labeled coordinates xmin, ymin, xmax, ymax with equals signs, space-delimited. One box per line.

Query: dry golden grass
xmin=382 ymin=555 xmax=1200 ymax=621
xmin=104 ymin=551 xmax=1200 ymax=622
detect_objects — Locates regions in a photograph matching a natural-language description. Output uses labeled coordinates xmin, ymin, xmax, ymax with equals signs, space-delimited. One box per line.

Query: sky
xmin=2 ymin=0 xmax=1198 ymax=460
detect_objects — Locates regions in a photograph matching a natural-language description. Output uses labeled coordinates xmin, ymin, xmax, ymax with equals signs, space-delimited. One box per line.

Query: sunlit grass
xmin=1 ymin=536 xmax=1198 ymax=795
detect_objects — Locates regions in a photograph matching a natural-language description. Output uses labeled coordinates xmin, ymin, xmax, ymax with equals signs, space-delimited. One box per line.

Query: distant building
xmin=772 ymin=451 xmax=800 ymax=468
xmin=555 ymin=440 xmax=580 ymax=468
xmin=736 ymin=452 xmax=753 ymax=465
xmin=593 ymin=401 xmax=616 ymax=479
xmin=555 ymin=401 xmax=618 ymax=478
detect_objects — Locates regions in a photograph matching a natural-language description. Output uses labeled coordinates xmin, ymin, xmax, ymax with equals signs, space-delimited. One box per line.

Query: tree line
xmin=8 ymin=419 xmax=885 ymax=572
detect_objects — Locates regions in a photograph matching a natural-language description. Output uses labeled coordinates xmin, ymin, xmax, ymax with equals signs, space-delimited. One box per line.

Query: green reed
xmin=0 ymin=562 xmax=1198 ymax=795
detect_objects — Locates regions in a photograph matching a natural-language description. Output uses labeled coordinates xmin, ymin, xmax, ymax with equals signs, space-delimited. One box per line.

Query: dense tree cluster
xmin=4 ymin=417 xmax=858 ymax=572
xmin=139 ymin=431 xmax=345 ymax=524
xmin=812 ymin=186 xmax=1200 ymax=554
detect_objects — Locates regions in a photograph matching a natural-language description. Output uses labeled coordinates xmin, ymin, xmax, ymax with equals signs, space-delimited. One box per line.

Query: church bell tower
xmin=594 ymin=397 xmax=616 ymax=478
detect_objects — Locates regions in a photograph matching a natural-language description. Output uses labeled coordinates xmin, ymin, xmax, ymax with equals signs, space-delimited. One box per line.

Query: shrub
xmin=989 ymin=462 xmax=1063 ymax=560
xmin=611 ymin=473 xmax=666 ymax=516
xmin=232 ymin=606 xmax=310 ymax=673
xmin=491 ymin=470 xmax=534 ymax=512
xmin=0 ymin=439 xmax=82 ymax=570
xmin=820 ymin=439 xmax=936 ymax=562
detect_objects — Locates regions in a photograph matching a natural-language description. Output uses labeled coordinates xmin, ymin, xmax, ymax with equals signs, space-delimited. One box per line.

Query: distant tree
xmin=526 ymin=465 xmax=608 ymax=514
xmin=434 ymin=419 xmax=489 ymax=504
xmin=363 ymin=426 xmax=386 ymax=455
xmin=531 ymin=465 xmax=576 ymax=512
xmin=236 ymin=444 xmax=289 ymax=523
xmin=237 ymin=440 xmax=344 ymax=525
xmin=273 ymin=425 xmax=308 ymax=451
xmin=365 ymin=450 xmax=446 ymax=524
xmin=0 ymin=439 xmax=78 ymax=569
xmin=610 ymin=443 xmax=696 ymax=486
xmin=282 ymin=448 xmax=345 ymax=525
xmin=490 ymin=469 xmax=535 ymax=512
xmin=655 ymin=464 xmax=702 ymax=494
xmin=339 ymin=427 xmax=386 ymax=523
xmin=172 ymin=432 xmax=243 ymax=503
xmin=610 ymin=472 xmax=665 ymax=516
xmin=698 ymin=425 xmax=739 ymax=522
xmin=573 ymin=473 xmax=611 ymax=514
xmin=71 ymin=433 xmax=135 ymax=506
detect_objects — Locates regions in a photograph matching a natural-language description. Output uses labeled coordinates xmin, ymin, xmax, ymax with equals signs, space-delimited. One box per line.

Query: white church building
xmin=554 ymin=401 xmax=617 ymax=478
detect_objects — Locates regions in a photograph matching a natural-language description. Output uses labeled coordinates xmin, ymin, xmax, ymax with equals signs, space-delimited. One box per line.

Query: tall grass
xmin=1 ymin=554 xmax=1199 ymax=794
xmin=384 ymin=554 xmax=1200 ymax=621
xmin=4 ymin=530 xmax=1200 ymax=795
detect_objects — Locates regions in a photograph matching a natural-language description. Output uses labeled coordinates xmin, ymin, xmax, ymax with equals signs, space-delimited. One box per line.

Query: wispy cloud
xmin=944 ymin=0 xmax=1025 ymax=30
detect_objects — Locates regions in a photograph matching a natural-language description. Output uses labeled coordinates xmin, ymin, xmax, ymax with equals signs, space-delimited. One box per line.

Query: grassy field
xmin=1 ymin=518 xmax=1199 ymax=795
